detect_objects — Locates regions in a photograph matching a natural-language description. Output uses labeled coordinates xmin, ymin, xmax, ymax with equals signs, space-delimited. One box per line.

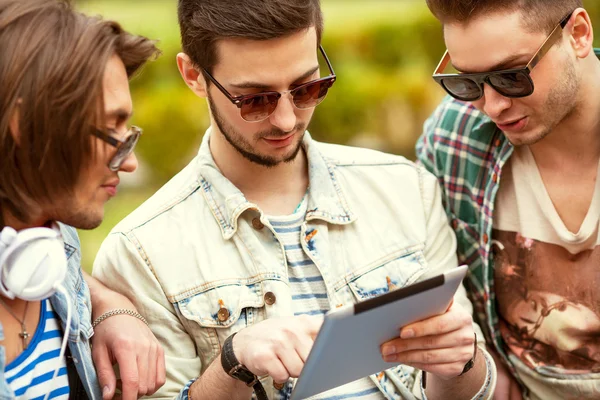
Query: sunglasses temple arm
xmin=201 ymin=69 xmax=241 ymax=106
xmin=434 ymin=50 xmax=451 ymax=74
xmin=526 ymin=11 xmax=573 ymax=71
xmin=319 ymin=45 xmax=336 ymax=76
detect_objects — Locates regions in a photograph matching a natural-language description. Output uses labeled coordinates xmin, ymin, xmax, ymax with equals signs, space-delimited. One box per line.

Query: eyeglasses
xmin=432 ymin=11 xmax=574 ymax=102
xmin=91 ymin=126 xmax=142 ymax=171
xmin=201 ymin=45 xmax=336 ymax=122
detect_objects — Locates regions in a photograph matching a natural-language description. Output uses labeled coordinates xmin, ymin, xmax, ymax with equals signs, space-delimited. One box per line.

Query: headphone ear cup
xmin=0 ymin=228 xmax=68 ymax=301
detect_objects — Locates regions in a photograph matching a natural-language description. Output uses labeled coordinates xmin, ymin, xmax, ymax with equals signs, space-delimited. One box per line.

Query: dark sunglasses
xmin=91 ymin=126 xmax=142 ymax=171
xmin=201 ymin=45 xmax=336 ymax=122
xmin=432 ymin=11 xmax=574 ymax=102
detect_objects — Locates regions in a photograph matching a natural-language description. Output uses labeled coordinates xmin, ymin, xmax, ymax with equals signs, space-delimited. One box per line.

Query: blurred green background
xmin=77 ymin=0 xmax=600 ymax=272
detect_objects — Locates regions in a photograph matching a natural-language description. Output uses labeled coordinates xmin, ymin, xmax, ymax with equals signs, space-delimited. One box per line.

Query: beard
xmin=48 ymin=193 xmax=104 ymax=230
xmin=208 ymin=93 xmax=306 ymax=168
xmin=509 ymin=54 xmax=580 ymax=147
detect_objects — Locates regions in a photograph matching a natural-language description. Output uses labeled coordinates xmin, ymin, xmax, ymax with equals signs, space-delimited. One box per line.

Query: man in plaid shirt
xmin=417 ymin=0 xmax=600 ymax=399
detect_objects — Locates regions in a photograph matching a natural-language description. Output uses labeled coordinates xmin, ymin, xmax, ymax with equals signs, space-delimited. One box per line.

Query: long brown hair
xmin=177 ymin=0 xmax=323 ymax=73
xmin=0 ymin=0 xmax=159 ymax=225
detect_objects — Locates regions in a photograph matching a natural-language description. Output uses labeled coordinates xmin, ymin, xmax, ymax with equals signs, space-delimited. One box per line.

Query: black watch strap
xmin=459 ymin=332 xmax=478 ymax=376
xmin=221 ymin=333 xmax=268 ymax=400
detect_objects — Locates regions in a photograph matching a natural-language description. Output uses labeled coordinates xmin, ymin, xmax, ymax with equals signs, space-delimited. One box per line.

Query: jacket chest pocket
xmin=176 ymin=282 xmax=266 ymax=367
xmin=335 ymin=249 xmax=428 ymax=304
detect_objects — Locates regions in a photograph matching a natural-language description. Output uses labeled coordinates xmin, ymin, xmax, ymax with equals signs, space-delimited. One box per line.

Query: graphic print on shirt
xmin=492 ymin=232 xmax=600 ymax=373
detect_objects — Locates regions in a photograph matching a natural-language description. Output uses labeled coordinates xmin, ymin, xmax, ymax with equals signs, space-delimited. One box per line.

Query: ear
xmin=176 ymin=53 xmax=208 ymax=98
xmin=568 ymin=8 xmax=594 ymax=59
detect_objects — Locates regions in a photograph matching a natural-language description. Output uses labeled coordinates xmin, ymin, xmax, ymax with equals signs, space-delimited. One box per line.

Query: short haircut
xmin=177 ymin=0 xmax=323 ymax=73
xmin=0 ymin=0 xmax=160 ymax=223
xmin=426 ymin=0 xmax=583 ymax=33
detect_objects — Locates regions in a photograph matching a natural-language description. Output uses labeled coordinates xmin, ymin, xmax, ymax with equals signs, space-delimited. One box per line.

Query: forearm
xmin=83 ymin=271 xmax=134 ymax=320
xmin=188 ymin=356 xmax=252 ymax=400
xmin=424 ymin=347 xmax=494 ymax=400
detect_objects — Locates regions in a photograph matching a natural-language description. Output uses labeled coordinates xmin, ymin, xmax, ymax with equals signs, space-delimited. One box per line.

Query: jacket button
xmin=273 ymin=381 xmax=285 ymax=390
xmin=483 ymin=234 xmax=489 ymax=244
xmin=264 ymin=292 xmax=276 ymax=305
xmin=451 ymin=219 xmax=459 ymax=229
xmin=252 ymin=218 xmax=264 ymax=230
xmin=217 ymin=307 xmax=230 ymax=322
xmin=492 ymin=173 xmax=498 ymax=183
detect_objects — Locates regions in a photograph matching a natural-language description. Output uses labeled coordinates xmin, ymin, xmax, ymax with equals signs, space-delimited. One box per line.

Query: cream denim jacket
xmin=93 ymin=131 xmax=494 ymax=399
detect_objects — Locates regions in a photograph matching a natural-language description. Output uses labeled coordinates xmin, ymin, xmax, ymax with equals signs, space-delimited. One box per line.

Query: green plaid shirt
xmin=416 ymin=96 xmax=512 ymax=360
xmin=415 ymin=48 xmax=600 ymax=372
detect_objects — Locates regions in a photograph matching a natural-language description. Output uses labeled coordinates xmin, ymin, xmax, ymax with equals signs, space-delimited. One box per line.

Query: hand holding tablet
xmin=222 ymin=266 xmax=474 ymax=399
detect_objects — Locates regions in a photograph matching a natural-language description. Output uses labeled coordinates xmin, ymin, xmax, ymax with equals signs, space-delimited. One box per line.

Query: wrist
xmin=221 ymin=333 xmax=258 ymax=387
xmin=92 ymin=308 xmax=148 ymax=329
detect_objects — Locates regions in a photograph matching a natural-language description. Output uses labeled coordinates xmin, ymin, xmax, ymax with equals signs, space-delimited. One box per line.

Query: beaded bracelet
xmin=92 ymin=308 xmax=148 ymax=328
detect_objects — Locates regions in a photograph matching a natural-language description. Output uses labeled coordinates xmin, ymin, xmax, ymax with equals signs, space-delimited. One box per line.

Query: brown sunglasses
xmin=202 ymin=46 xmax=336 ymax=122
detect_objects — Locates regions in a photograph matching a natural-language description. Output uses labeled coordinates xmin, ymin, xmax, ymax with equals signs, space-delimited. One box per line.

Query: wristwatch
xmin=459 ymin=332 xmax=478 ymax=376
xmin=221 ymin=333 xmax=269 ymax=400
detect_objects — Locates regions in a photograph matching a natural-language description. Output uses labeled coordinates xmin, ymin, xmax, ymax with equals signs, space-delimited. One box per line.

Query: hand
xmin=91 ymin=294 xmax=166 ymax=399
xmin=380 ymin=300 xmax=476 ymax=380
xmin=232 ymin=315 xmax=323 ymax=384
xmin=490 ymin=350 xmax=523 ymax=400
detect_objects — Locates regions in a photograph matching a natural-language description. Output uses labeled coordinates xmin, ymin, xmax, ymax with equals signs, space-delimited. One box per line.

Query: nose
xmin=118 ymin=152 xmax=138 ymax=173
xmin=480 ymin=83 xmax=512 ymax=119
xmin=268 ymin=92 xmax=297 ymax=133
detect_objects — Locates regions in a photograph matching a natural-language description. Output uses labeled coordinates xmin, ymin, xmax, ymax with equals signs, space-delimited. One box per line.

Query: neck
xmin=209 ymin=129 xmax=309 ymax=215
xmin=1 ymin=208 xmax=48 ymax=231
xmin=530 ymin=64 xmax=600 ymax=168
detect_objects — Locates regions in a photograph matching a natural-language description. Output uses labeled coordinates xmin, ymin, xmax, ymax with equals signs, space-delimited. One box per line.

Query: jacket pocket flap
xmin=346 ymin=249 xmax=426 ymax=301
xmin=178 ymin=283 xmax=265 ymax=328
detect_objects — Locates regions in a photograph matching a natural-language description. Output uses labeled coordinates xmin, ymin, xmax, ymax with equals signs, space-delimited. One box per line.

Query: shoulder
xmin=314 ymin=140 xmax=417 ymax=170
xmin=420 ymin=96 xmax=497 ymax=153
xmin=426 ymin=96 xmax=492 ymax=136
xmin=111 ymin=156 xmax=204 ymax=235
xmin=313 ymin=140 xmax=439 ymax=206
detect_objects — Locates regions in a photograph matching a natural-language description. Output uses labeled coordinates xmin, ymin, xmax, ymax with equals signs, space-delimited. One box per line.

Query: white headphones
xmin=0 ymin=224 xmax=68 ymax=301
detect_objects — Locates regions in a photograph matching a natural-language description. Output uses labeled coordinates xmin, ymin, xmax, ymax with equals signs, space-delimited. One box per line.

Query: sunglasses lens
xmin=240 ymin=94 xmax=280 ymax=122
xmin=489 ymin=72 xmax=533 ymax=98
xmin=109 ymin=131 xmax=140 ymax=171
xmin=442 ymin=77 xmax=482 ymax=101
xmin=292 ymin=78 xmax=334 ymax=109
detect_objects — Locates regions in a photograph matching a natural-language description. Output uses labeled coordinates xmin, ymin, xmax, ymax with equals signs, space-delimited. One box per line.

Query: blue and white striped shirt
xmin=5 ymin=299 xmax=69 ymax=400
xmin=269 ymin=197 xmax=383 ymax=399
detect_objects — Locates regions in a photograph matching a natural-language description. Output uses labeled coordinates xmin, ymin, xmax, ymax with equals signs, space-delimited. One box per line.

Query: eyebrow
xmin=229 ymin=66 xmax=321 ymax=90
xmin=452 ymin=53 xmax=531 ymax=74
xmin=105 ymin=108 xmax=133 ymax=120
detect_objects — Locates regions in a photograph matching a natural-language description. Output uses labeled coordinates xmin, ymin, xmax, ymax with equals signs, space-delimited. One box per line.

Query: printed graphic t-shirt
xmin=493 ymin=145 xmax=600 ymax=376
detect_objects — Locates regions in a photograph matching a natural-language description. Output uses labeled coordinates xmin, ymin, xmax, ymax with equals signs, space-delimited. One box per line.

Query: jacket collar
xmin=196 ymin=129 xmax=356 ymax=239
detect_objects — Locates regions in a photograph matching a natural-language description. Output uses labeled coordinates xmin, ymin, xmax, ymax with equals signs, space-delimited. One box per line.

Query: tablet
xmin=290 ymin=265 xmax=468 ymax=400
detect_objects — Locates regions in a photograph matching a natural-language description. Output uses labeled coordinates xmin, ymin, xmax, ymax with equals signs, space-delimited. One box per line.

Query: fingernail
xmin=401 ymin=329 xmax=415 ymax=339
xmin=103 ymin=386 xmax=111 ymax=398
xmin=382 ymin=345 xmax=396 ymax=356
xmin=384 ymin=354 xmax=397 ymax=362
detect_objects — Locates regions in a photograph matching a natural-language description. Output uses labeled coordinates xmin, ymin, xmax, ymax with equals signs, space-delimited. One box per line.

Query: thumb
xmin=93 ymin=345 xmax=117 ymax=399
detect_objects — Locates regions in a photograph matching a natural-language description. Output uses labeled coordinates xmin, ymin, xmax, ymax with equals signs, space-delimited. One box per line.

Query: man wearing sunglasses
xmin=417 ymin=1 xmax=600 ymax=399
xmin=0 ymin=1 xmax=166 ymax=399
xmin=94 ymin=0 xmax=498 ymax=399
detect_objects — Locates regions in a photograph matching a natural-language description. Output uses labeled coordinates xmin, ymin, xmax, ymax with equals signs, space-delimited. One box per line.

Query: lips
xmin=495 ymin=117 xmax=528 ymax=132
xmin=263 ymin=132 xmax=296 ymax=148
xmin=101 ymin=179 xmax=120 ymax=197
